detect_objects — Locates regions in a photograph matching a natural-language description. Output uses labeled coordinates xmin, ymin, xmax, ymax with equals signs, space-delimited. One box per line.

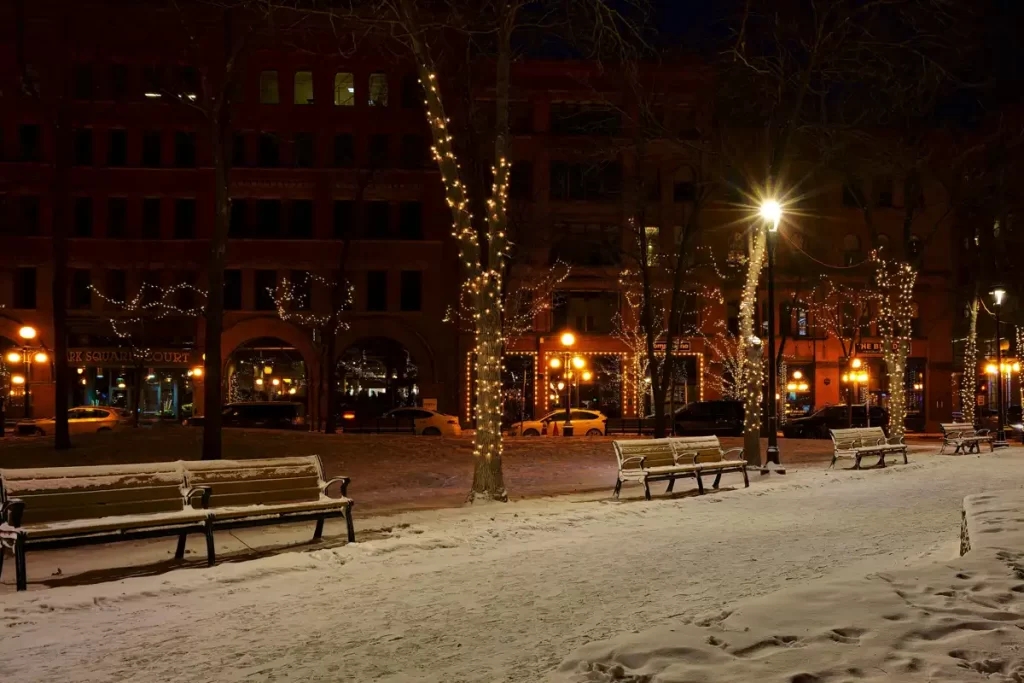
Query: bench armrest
xmin=720 ymin=447 xmax=744 ymax=461
xmin=676 ymin=451 xmax=699 ymax=465
xmin=887 ymin=435 xmax=905 ymax=446
xmin=185 ymin=486 xmax=212 ymax=509
xmin=975 ymin=429 xmax=991 ymax=437
xmin=321 ymin=477 xmax=351 ymax=498
xmin=617 ymin=456 xmax=646 ymax=470
xmin=1 ymin=498 xmax=25 ymax=527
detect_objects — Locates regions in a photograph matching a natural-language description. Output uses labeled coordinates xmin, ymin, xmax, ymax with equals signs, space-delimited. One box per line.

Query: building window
xmin=174 ymin=198 xmax=196 ymax=238
xmin=779 ymin=301 xmax=793 ymax=337
xmin=107 ymin=129 xmax=127 ymax=166
xmin=289 ymin=200 xmax=313 ymax=238
xmin=232 ymin=133 xmax=248 ymax=167
xmin=400 ymin=73 xmax=420 ymax=108
xmin=254 ymin=270 xmax=277 ymax=310
xmin=174 ymin=132 xmax=196 ymax=167
xmin=175 ymin=270 xmax=198 ymax=310
xmin=294 ymin=132 xmax=314 ymax=168
xmin=142 ymin=65 xmax=164 ymax=97
xmin=398 ymin=202 xmax=422 ymax=240
xmin=142 ymin=198 xmax=161 ymax=238
xmin=368 ymin=73 xmax=388 ymax=106
xmin=142 ymin=131 xmax=162 ymax=167
xmin=71 ymin=270 xmax=92 ymax=309
xmin=365 ymin=202 xmax=389 ymax=238
xmin=552 ymin=291 xmax=619 ymax=333
xmin=549 ymin=161 xmax=621 ymax=200
xmin=256 ymin=199 xmax=282 ymax=238
xmin=107 ymin=198 xmax=128 ymax=238
xmin=140 ymin=270 xmax=161 ymax=304
xmin=179 ymin=66 xmax=199 ymax=100
xmin=842 ymin=233 xmax=862 ymax=266
xmin=509 ymin=161 xmax=532 ymax=200
xmin=842 ymin=181 xmax=864 ymax=208
xmin=11 ymin=196 xmax=40 ymax=236
xmin=229 ymin=199 xmax=249 ymax=237
xmin=14 ymin=268 xmax=36 ymax=309
xmin=368 ymin=134 xmax=389 ymax=167
xmin=399 ymin=134 xmax=424 ymax=168
xmin=74 ymin=65 xmax=94 ymax=100
xmin=550 ymin=102 xmax=620 ymax=135
xmin=290 ymin=270 xmax=312 ymax=310
xmin=107 ymin=269 xmax=127 ymax=304
xmin=875 ymin=176 xmax=894 ymax=207
xmin=367 ymin=271 xmax=387 ymax=311
xmin=333 ymin=134 xmax=354 ymax=166
xmin=400 ymin=271 xmax=422 ymax=311
xmin=510 ymin=101 xmax=533 ymax=134
xmin=18 ymin=124 xmax=42 ymax=162
xmin=644 ymin=226 xmax=659 ymax=265
xmin=73 ymin=128 xmax=93 ymax=166
xmin=110 ymin=64 xmax=129 ymax=100
xmin=333 ymin=200 xmax=355 ymax=238
xmin=224 ymin=269 xmax=242 ymax=310
xmin=550 ymin=223 xmax=620 ymax=266
xmin=259 ymin=70 xmax=279 ymax=104
xmin=673 ymin=181 xmax=696 ymax=202
xmin=74 ymin=197 xmax=93 ymax=237
xmin=257 ymin=132 xmax=280 ymax=167
xmin=334 ymin=72 xmax=354 ymax=106
xmin=796 ymin=306 xmax=809 ymax=337
xmin=907 ymin=235 xmax=923 ymax=260
xmin=293 ymin=70 xmax=314 ymax=104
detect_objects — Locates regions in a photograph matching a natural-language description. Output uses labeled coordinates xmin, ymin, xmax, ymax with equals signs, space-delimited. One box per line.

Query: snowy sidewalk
xmin=1 ymin=450 xmax=1019 ymax=682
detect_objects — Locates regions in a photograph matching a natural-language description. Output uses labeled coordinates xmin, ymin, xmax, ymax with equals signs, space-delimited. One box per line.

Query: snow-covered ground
xmin=1 ymin=450 xmax=1020 ymax=682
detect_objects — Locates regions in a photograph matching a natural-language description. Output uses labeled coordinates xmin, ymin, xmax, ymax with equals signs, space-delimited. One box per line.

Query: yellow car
xmin=16 ymin=406 xmax=122 ymax=436
xmin=509 ymin=409 xmax=608 ymax=437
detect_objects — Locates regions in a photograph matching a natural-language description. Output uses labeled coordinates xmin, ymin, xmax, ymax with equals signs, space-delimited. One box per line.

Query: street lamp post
xmin=549 ymin=332 xmax=582 ymax=437
xmin=992 ymin=287 xmax=1008 ymax=447
xmin=760 ymin=200 xmax=782 ymax=467
xmin=10 ymin=326 xmax=44 ymax=420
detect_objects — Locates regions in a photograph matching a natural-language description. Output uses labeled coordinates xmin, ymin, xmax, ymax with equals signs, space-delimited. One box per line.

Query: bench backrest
xmin=613 ymin=439 xmax=676 ymax=469
xmin=670 ymin=435 xmax=724 ymax=464
xmin=940 ymin=423 xmax=975 ymax=435
xmin=830 ymin=426 xmax=886 ymax=448
xmin=182 ymin=456 xmax=326 ymax=509
xmin=0 ymin=462 xmax=187 ymax=525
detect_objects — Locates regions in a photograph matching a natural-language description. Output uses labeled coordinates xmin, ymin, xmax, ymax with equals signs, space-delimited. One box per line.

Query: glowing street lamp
xmin=759 ymin=198 xmax=783 ymax=467
xmin=6 ymin=351 xmax=20 ymax=364
xmin=33 ymin=352 xmax=47 ymax=363
xmin=17 ymin=326 xmax=36 ymax=341
xmin=572 ymin=356 xmax=585 ymax=370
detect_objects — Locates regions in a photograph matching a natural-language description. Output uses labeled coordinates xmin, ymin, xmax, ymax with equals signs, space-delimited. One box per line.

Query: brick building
xmin=0 ymin=2 xmax=959 ymax=431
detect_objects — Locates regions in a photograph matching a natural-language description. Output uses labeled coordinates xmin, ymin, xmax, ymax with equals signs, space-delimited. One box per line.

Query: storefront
xmin=67 ymin=347 xmax=199 ymax=420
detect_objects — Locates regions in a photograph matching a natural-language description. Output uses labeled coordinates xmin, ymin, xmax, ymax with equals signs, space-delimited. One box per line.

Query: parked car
xmin=184 ymin=401 xmax=307 ymax=430
xmin=16 ymin=406 xmax=121 ymax=436
xmin=672 ymin=400 xmax=744 ymax=436
xmin=509 ymin=409 xmax=608 ymax=436
xmin=782 ymin=404 xmax=888 ymax=439
xmin=381 ymin=407 xmax=462 ymax=436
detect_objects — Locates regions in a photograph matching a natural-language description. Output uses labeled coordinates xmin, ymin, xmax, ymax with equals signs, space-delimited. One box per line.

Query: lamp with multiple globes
xmin=7 ymin=325 xmax=48 ymax=419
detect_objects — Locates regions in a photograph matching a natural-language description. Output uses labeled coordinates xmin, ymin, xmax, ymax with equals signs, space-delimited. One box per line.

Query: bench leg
xmin=345 ymin=503 xmax=356 ymax=544
xmin=902 ymin=449 xmax=908 ymax=465
xmin=204 ymin=521 xmax=216 ymax=566
xmin=613 ymin=478 xmax=622 ymax=499
xmin=174 ymin=533 xmax=187 ymax=560
xmin=877 ymin=453 xmax=886 ymax=468
xmin=313 ymin=517 xmax=325 ymax=541
xmin=829 ymin=454 xmax=837 ymax=469
xmin=14 ymin=535 xmax=27 ymax=592
xmin=696 ymin=471 xmax=705 ymax=495
xmin=853 ymin=454 xmax=862 ymax=470
xmin=643 ymin=478 xmax=652 ymax=501
xmin=666 ymin=477 xmax=675 ymax=493
xmin=712 ymin=469 xmax=723 ymax=489
xmin=0 ymin=542 xmax=5 ymax=581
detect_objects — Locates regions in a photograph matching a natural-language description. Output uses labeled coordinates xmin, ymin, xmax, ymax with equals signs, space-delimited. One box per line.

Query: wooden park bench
xmin=829 ymin=426 xmax=908 ymax=470
xmin=940 ymin=423 xmax=994 ymax=455
xmin=181 ymin=456 xmax=354 ymax=558
xmin=1 ymin=456 xmax=354 ymax=591
xmin=613 ymin=436 xmax=748 ymax=500
xmin=0 ymin=462 xmax=212 ymax=592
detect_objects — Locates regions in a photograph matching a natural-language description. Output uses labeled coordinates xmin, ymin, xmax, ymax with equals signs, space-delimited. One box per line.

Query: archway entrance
xmin=225 ymin=337 xmax=308 ymax=405
xmin=338 ymin=337 xmax=418 ymax=418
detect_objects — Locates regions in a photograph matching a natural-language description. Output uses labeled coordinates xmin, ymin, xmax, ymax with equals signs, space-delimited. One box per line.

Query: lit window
xmin=259 ymin=71 xmax=279 ymax=104
xmin=368 ymin=73 xmax=388 ymax=107
xmin=334 ymin=72 xmax=354 ymax=106
xmin=644 ymin=226 xmax=659 ymax=265
xmin=294 ymin=71 xmax=314 ymax=104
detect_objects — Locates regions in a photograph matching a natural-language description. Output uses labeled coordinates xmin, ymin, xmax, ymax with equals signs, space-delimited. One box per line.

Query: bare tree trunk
xmin=202 ymin=101 xmax=230 ymax=460
xmin=325 ymin=332 xmax=338 ymax=433
xmin=740 ymin=229 xmax=766 ymax=443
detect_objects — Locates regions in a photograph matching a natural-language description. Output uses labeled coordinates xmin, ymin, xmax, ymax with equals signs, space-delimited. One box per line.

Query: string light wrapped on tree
xmin=962 ymin=298 xmax=979 ymax=425
xmin=872 ymin=252 xmax=918 ymax=441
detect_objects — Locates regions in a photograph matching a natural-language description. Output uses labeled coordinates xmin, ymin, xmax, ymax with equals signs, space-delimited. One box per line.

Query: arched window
xmin=843 ymin=233 xmax=862 ymax=266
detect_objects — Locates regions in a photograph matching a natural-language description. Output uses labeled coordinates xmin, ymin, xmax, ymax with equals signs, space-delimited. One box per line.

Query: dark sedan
xmin=782 ymin=404 xmax=888 ymax=439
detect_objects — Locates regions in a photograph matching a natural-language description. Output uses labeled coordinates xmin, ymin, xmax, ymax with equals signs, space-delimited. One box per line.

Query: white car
xmin=16 ymin=406 xmax=122 ymax=436
xmin=383 ymin=407 xmax=463 ymax=436
xmin=509 ymin=409 xmax=608 ymax=437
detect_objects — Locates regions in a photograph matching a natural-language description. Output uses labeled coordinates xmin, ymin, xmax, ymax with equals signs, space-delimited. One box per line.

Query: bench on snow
xmin=939 ymin=422 xmax=994 ymax=455
xmin=0 ymin=456 xmax=353 ymax=591
xmin=613 ymin=436 xmax=748 ymax=500
xmin=829 ymin=426 xmax=907 ymax=469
